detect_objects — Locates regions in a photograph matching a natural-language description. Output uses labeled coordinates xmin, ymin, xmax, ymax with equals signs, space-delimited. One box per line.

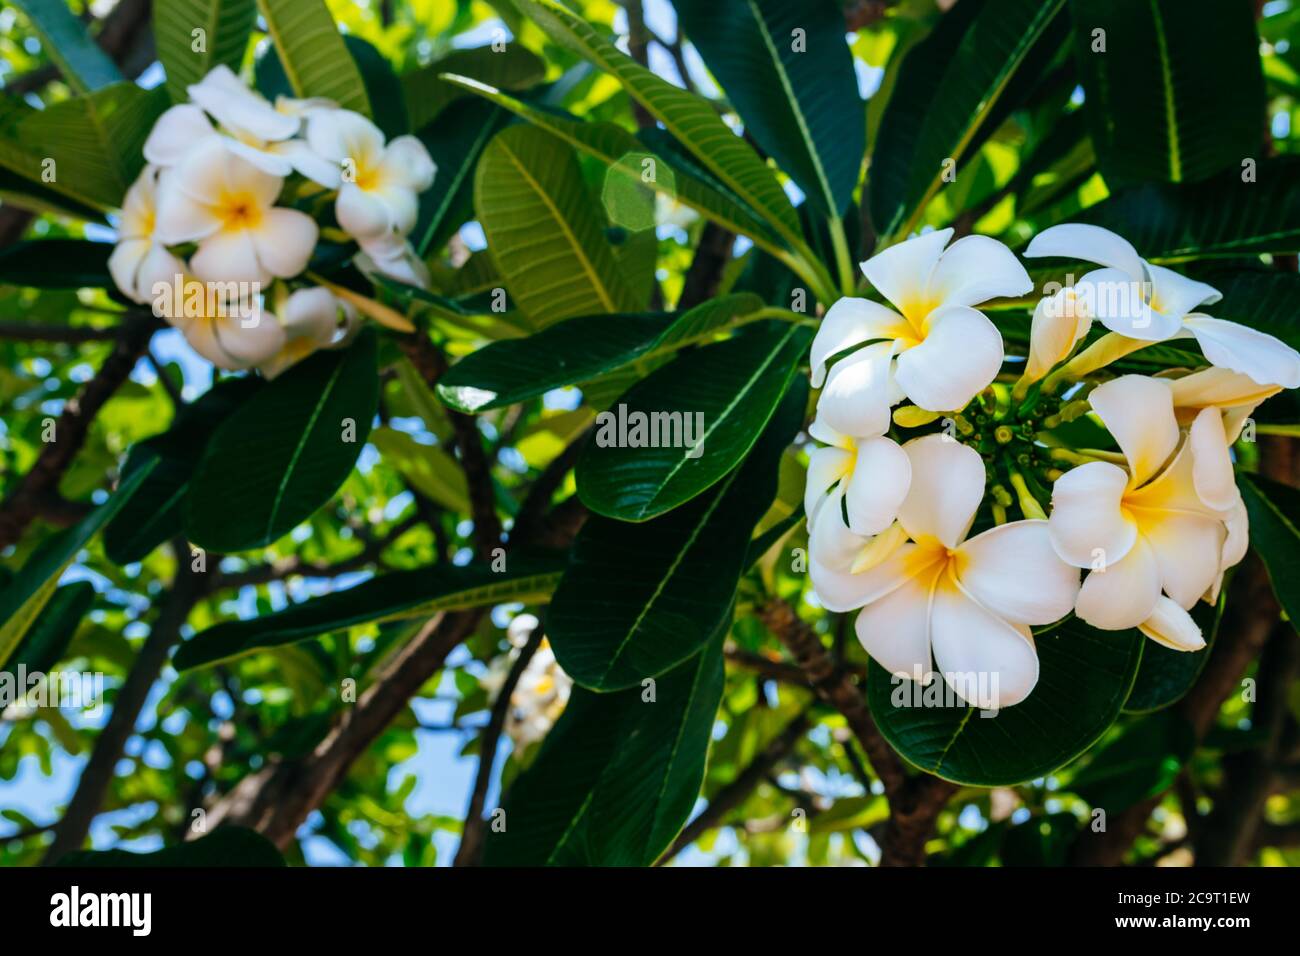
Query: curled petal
xmin=844 ymin=437 xmax=911 ymax=536
xmin=816 ymin=343 xmax=894 ymax=439
xmin=894 ymin=304 xmax=1003 ymax=412
xmin=1075 ymin=267 xmax=1180 ymax=341
xmin=1182 ymin=315 xmax=1300 ymax=389
xmin=1188 ymin=407 xmax=1239 ymax=511
xmin=1048 ymin=461 xmax=1136 ymax=568
xmin=1025 ymin=288 xmax=1091 ymax=382
xmin=189 ymin=65 xmax=299 ymax=142
xmin=809 ymin=490 xmax=868 ymax=571
xmin=1146 ymin=264 xmax=1220 ymax=324
xmin=804 ymin=445 xmax=853 ymax=527
xmin=143 ymin=105 xmax=216 ymax=167
xmin=897 ymin=434 xmax=985 ymax=549
xmin=1088 ymin=375 xmax=1178 ymax=488
xmin=1139 ymin=596 xmax=1206 ymax=651
xmin=956 ymin=520 xmax=1080 ymax=626
xmin=1168 ymin=366 xmax=1280 ymax=415
xmin=809 ymin=297 xmax=904 ymax=388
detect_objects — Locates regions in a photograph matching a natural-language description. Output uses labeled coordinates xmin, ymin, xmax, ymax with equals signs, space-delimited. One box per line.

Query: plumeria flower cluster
xmin=480 ymin=614 xmax=574 ymax=751
xmin=806 ymin=225 xmax=1300 ymax=710
xmin=108 ymin=65 xmax=436 ymax=377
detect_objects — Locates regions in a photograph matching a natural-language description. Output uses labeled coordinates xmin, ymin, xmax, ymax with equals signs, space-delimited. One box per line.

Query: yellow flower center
xmin=216 ymin=191 xmax=263 ymax=231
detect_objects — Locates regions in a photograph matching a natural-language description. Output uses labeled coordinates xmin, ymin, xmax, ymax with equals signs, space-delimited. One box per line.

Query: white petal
xmin=212 ymin=311 xmax=287 ymax=367
xmin=382 ymin=135 xmax=437 ymax=191
xmin=897 ymin=434 xmax=985 ymax=549
xmin=809 ymin=542 xmax=929 ymax=613
xmin=956 ymin=520 xmax=1080 ymax=626
xmin=816 ymin=342 xmax=894 ymax=439
xmin=189 ymin=65 xmax=299 ymax=142
xmin=223 ymin=138 xmax=295 ymax=177
xmin=1075 ymin=536 xmax=1161 ymax=630
xmin=355 ymin=235 xmax=430 ymax=288
xmin=854 ymin=572 xmax=936 ymax=682
xmin=925 ymin=234 xmax=1032 ymax=308
xmin=1139 ymin=596 xmax=1206 ymax=651
xmin=108 ymin=239 xmax=149 ymax=302
xmin=134 ymin=244 xmax=187 ymax=304
xmin=860 ymin=228 xmax=953 ymax=317
xmin=272 ymin=139 xmax=342 ymax=188
xmin=844 ymin=437 xmax=911 ymax=536
xmin=183 ymin=318 xmax=247 ymax=369
xmin=1024 ymin=223 xmax=1146 ymax=285
xmin=894 ymin=305 xmax=1003 ymax=412
xmin=1188 ymin=407 xmax=1239 ymax=511
xmin=143 ymin=104 xmax=216 ymax=167
xmin=282 ymin=287 xmax=341 ymax=344
xmin=249 ymin=207 xmax=318 ymax=279
xmin=809 ymin=297 xmax=905 ymax=387
xmin=306 ymin=108 xmax=386 ymax=165
xmin=1168 ymin=365 xmax=1280 ymax=413
xmin=1146 ymin=264 xmax=1220 ymax=323
xmin=931 ymin=577 xmax=1039 ymax=709
xmin=809 ymin=490 xmax=868 ymax=571
xmin=1088 ymin=375 xmax=1178 ymax=488
xmin=804 ymin=445 xmax=853 ymax=526
xmin=1048 ymin=461 xmax=1136 ymax=568
xmin=1141 ymin=513 xmax=1225 ymax=610
xmin=336 ymin=183 xmax=393 ymax=239
xmin=191 ymin=229 xmax=266 ymax=284
xmin=1182 ymin=315 xmax=1300 ymax=389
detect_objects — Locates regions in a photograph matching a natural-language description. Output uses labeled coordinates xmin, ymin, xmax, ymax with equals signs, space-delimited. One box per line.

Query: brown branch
xmin=453 ymin=621 xmax=545 ymax=866
xmin=0 ymin=314 xmax=159 ymax=552
xmin=0 ymin=322 xmax=131 ymax=343
xmin=657 ymin=711 xmax=811 ymax=864
xmin=678 ymin=222 xmax=735 ymax=310
xmin=621 ymin=1 xmax=656 ymax=129
xmin=42 ymin=541 xmax=209 ymax=862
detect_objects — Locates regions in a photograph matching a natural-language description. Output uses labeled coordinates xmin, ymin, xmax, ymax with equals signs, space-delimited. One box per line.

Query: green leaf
xmin=1239 ymin=473 xmax=1300 ymax=632
xmin=370 ymin=426 xmax=469 ymax=513
xmin=254 ymin=0 xmax=370 ymax=115
xmin=0 ymin=166 xmax=107 ymax=223
xmin=174 ymin=557 xmax=565 ymax=670
xmin=185 ymin=330 xmax=379 ymax=552
xmin=154 ymin=0 xmax=258 ymax=104
xmin=577 ymin=322 xmax=810 ymax=521
xmin=10 ymin=0 xmax=122 ymax=95
xmin=548 ymin=377 xmax=805 ymax=691
xmin=8 ymin=581 xmax=94 ymax=674
xmin=404 ymin=43 xmax=545 ymax=131
xmin=475 ymin=124 xmax=638 ymax=326
xmin=870 ymin=0 xmax=1066 ymax=238
xmin=1068 ymin=712 xmax=1196 ymax=812
xmin=1000 ymin=812 xmax=1080 ymax=866
xmin=1124 ymin=596 xmax=1220 ymax=714
xmin=1193 ymin=269 xmax=1300 ymax=353
xmin=0 ymin=83 xmax=168 ymax=210
xmin=53 ymin=826 xmax=285 ymax=867
xmin=673 ymin=0 xmax=863 ymax=217
xmin=442 ymin=77 xmax=786 ymax=255
xmin=0 ymin=239 xmax=112 ymax=289
xmin=865 ymin=617 xmax=1144 ymax=786
xmin=1070 ymin=0 xmax=1264 ymax=184
xmin=485 ymin=633 xmax=725 ymax=866
xmin=437 ymin=293 xmax=767 ymax=413
xmin=0 ymin=460 xmax=155 ymax=670
xmin=413 ymin=97 xmax=510 ymax=256
xmin=105 ymin=377 xmax=264 ymax=565
xmin=344 ymin=36 xmax=407 ymax=138
xmin=1078 ymin=157 xmax=1300 ymax=260
xmin=512 ymin=0 xmax=802 ymax=246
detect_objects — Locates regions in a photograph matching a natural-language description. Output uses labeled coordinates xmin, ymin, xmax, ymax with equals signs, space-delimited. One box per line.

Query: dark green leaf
xmin=1070 ymin=0 xmax=1264 ymax=184
xmin=1239 ymin=473 xmax=1300 ymax=631
xmin=8 ymin=581 xmax=94 ymax=674
xmin=1124 ymin=597 xmax=1220 ymax=713
xmin=1000 ymin=812 xmax=1080 ymax=866
xmin=673 ymin=0 xmax=863 ymax=216
xmin=344 ymin=36 xmax=407 ymax=138
xmin=53 ymin=826 xmax=284 ymax=867
xmin=413 ymin=97 xmax=510 ymax=256
xmin=865 ymin=617 xmax=1144 ymax=786
xmin=255 ymin=0 xmax=370 ymax=115
xmin=549 ymin=377 xmax=805 ymax=690
xmin=404 ymin=43 xmax=545 ymax=131
xmin=577 ymin=322 xmax=810 ymax=521
xmin=10 ymin=0 xmax=122 ymax=95
xmin=437 ymin=293 xmax=766 ymax=413
xmin=185 ymin=330 xmax=379 ymax=552
xmin=174 ymin=556 xmax=565 ymax=670
xmin=485 ymin=633 xmax=725 ymax=866
xmin=1068 ymin=712 xmax=1196 ymax=812
xmin=154 ymin=0 xmax=258 ymax=104
xmin=0 ymin=239 xmax=112 ymax=289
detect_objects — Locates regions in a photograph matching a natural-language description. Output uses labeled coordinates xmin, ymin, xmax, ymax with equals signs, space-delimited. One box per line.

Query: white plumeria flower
xmin=356 ymin=233 xmax=432 ymax=289
xmin=810 ymin=228 xmax=1032 ymax=425
xmin=305 ymin=109 xmax=436 ymax=240
xmin=154 ymin=138 xmax=318 ymax=285
xmin=1022 ymin=285 xmax=1093 ymax=386
xmin=655 ymin=193 xmax=699 ymax=230
xmin=144 ymin=66 xmax=337 ymax=182
xmin=257 ymin=287 xmax=354 ymax=379
xmin=108 ymin=165 xmax=186 ymax=304
xmin=804 ymin=417 xmax=910 ymax=539
xmin=1025 ymin=223 xmax=1300 ymax=388
xmin=1048 ymin=375 xmax=1227 ymax=649
xmin=810 ymin=434 xmax=1080 ymax=710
